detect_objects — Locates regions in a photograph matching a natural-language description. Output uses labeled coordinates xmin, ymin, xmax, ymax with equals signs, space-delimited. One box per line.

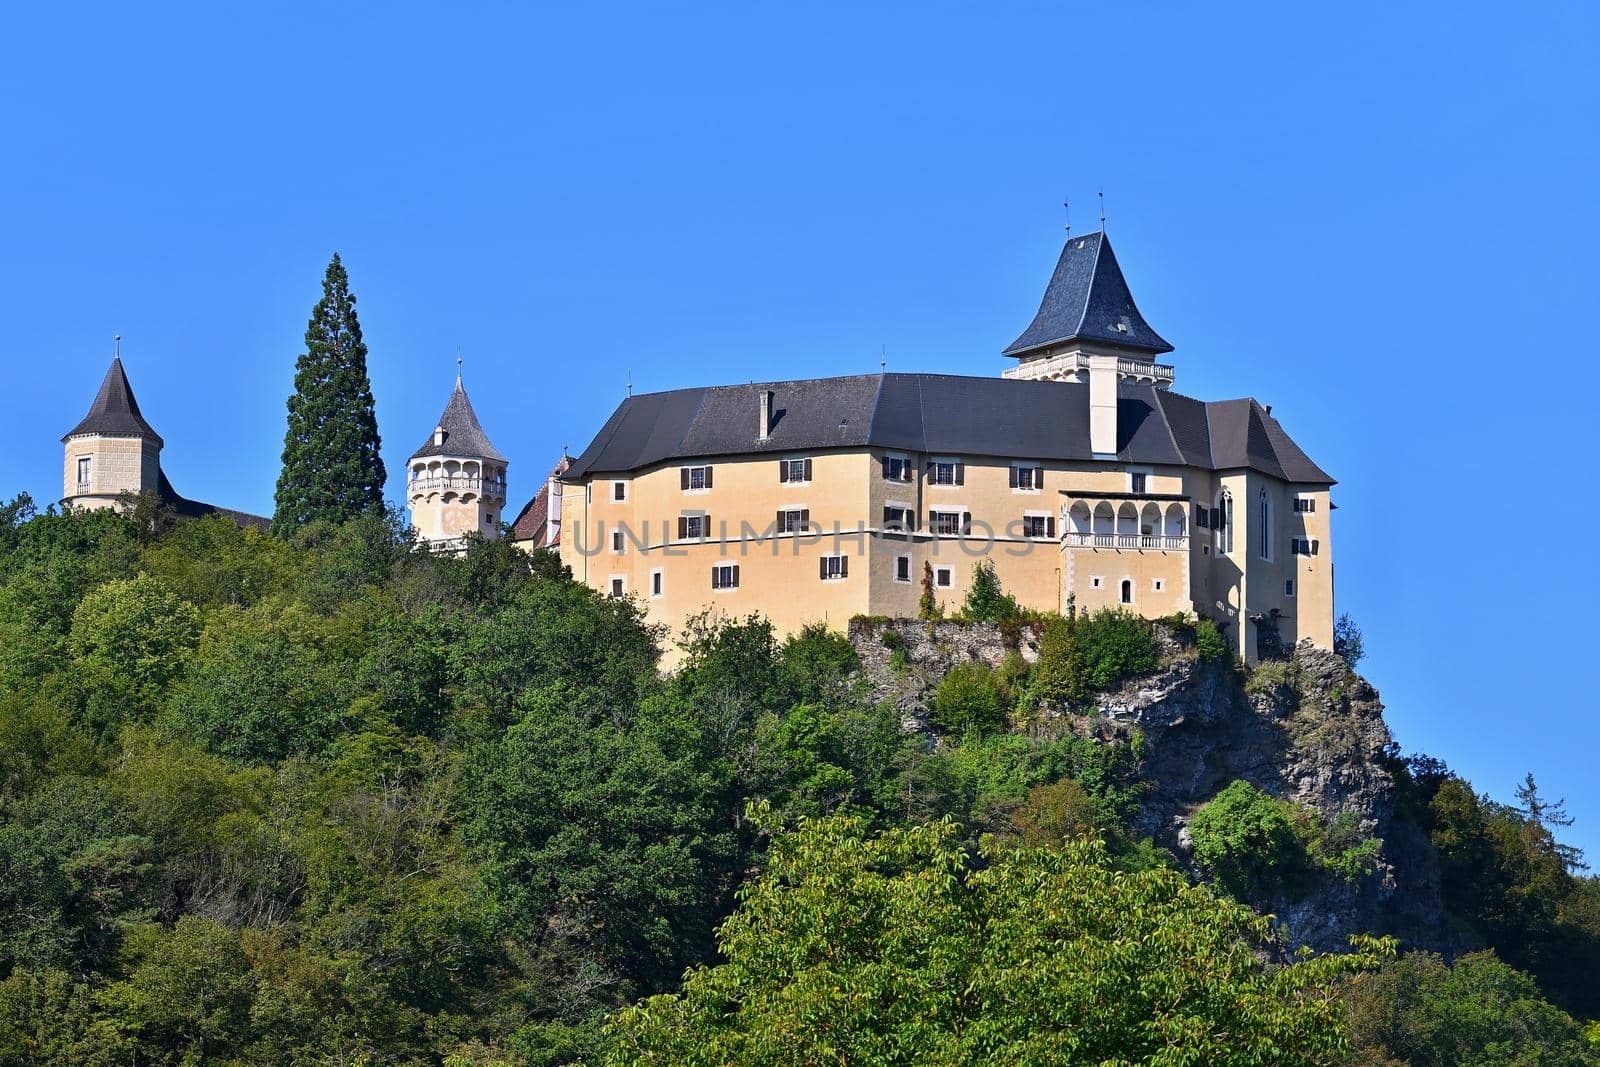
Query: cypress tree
xmin=272 ymin=254 xmax=387 ymax=533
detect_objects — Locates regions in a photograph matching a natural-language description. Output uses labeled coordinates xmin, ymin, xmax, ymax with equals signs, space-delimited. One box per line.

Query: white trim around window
xmin=608 ymin=574 xmax=627 ymax=598
xmin=611 ymin=480 xmax=628 ymax=502
xmin=933 ymin=565 xmax=954 ymax=589
xmin=710 ymin=560 xmax=740 ymax=592
xmin=894 ymin=554 xmax=912 ymax=583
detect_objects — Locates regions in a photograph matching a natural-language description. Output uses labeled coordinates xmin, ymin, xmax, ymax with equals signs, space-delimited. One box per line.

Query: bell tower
xmin=61 ymin=346 xmax=164 ymax=510
xmin=406 ymin=373 xmax=509 ymax=548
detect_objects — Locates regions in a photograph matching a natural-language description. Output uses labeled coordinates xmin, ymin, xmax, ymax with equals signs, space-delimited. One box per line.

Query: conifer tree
xmin=272 ymin=254 xmax=387 ymax=533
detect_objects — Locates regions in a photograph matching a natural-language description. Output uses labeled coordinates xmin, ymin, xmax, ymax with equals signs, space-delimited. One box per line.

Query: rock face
xmin=848 ymin=618 xmax=1448 ymax=953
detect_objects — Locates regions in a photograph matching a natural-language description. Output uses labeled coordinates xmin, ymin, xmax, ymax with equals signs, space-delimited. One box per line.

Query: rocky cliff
xmin=848 ymin=618 xmax=1449 ymax=953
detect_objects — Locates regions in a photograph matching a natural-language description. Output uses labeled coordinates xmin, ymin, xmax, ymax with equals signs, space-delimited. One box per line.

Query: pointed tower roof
xmin=1003 ymin=231 xmax=1173 ymax=358
xmin=63 ymin=357 xmax=164 ymax=444
xmin=410 ymin=377 xmax=506 ymax=462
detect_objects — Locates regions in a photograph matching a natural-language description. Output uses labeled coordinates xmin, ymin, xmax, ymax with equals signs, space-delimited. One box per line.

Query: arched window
xmin=1258 ymin=489 xmax=1272 ymax=560
xmin=1217 ymin=490 xmax=1234 ymax=555
xmin=1120 ymin=578 xmax=1134 ymax=604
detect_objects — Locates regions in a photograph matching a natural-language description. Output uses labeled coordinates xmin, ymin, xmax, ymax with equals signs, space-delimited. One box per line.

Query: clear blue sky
xmin=4 ymin=3 xmax=1597 ymax=856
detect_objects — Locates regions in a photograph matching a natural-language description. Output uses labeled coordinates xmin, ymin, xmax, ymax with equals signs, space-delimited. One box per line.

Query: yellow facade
xmin=546 ymin=447 xmax=1332 ymax=666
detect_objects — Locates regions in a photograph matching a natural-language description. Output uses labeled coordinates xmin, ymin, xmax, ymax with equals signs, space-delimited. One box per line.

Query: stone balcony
xmin=408 ymin=474 xmax=506 ymax=500
xmin=1064 ymin=531 xmax=1188 ymax=551
xmin=1002 ymin=350 xmax=1175 ymax=386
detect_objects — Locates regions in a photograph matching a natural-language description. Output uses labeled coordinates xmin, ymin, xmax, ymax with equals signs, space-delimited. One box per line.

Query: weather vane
xmin=114 ymin=334 xmax=122 ymax=358
xmin=1063 ymin=196 xmax=1071 ymax=235
xmin=1099 ymin=188 xmax=1106 ymax=232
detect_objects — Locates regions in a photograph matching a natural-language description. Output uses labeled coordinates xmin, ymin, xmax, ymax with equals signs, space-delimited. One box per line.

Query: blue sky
xmin=4 ymin=2 xmax=1598 ymax=856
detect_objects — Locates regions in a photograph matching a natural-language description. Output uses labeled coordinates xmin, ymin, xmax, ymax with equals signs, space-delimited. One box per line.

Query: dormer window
xmin=432 ymin=426 xmax=445 ymax=447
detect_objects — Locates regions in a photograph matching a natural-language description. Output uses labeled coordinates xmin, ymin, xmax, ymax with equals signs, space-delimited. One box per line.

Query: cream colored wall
xmin=61 ymin=434 xmax=159 ymax=508
xmin=407 ymin=458 xmax=507 ymax=544
xmin=553 ymin=447 xmax=1335 ymax=667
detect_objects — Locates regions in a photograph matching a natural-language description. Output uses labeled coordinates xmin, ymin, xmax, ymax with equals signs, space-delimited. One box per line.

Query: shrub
xmin=1189 ymin=781 xmax=1312 ymax=901
xmin=1030 ymin=616 xmax=1087 ymax=707
xmin=1075 ymin=609 xmax=1159 ymax=691
xmin=1194 ymin=617 xmax=1230 ymax=663
xmin=929 ymin=660 xmax=1008 ymax=737
xmin=960 ymin=560 xmax=1019 ymax=622
xmin=1334 ymin=612 xmax=1365 ymax=669
xmin=918 ymin=562 xmax=942 ymax=621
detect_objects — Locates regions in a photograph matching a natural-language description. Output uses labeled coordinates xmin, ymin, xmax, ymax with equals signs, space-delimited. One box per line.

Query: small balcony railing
xmin=1065 ymin=531 xmax=1188 ymax=550
xmin=409 ymin=474 xmax=506 ymax=498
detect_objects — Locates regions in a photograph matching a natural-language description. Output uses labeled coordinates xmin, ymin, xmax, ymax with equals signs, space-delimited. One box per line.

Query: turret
xmin=406 ymin=375 xmax=508 ymax=548
xmin=61 ymin=351 xmax=164 ymax=510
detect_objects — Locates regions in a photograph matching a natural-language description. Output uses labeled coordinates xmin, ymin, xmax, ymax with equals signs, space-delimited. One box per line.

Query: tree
xmin=960 ymin=559 xmax=1018 ymax=621
xmin=1346 ymin=950 xmax=1600 ymax=1067
xmin=273 ymin=253 xmax=387 ymax=534
xmin=919 ymin=561 xmax=941 ymax=620
xmin=1515 ymin=773 xmax=1586 ymax=871
xmin=1333 ymin=612 xmax=1365 ymax=669
xmin=604 ymin=813 xmax=1382 ymax=1066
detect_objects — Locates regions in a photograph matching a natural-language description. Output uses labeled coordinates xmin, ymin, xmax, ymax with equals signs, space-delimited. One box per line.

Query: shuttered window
xmin=681 ymin=465 xmax=713 ymax=490
xmin=1010 ymin=465 xmax=1044 ymax=490
xmin=819 ymin=555 xmax=848 ymax=580
xmin=711 ymin=563 xmax=740 ymax=589
xmin=779 ymin=458 xmax=813 ymax=483
xmin=775 ymin=509 xmax=810 ymax=534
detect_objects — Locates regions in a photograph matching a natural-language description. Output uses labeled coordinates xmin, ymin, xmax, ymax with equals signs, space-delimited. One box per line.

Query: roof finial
xmin=1063 ymin=196 xmax=1071 ymax=236
xmin=1098 ymin=188 xmax=1106 ymax=233
xmin=626 ymin=372 xmax=633 ymax=398
xmin=880 ymin=343 xmax=887 ymax=374
xmin=114 ymin=334 xmax=122 ymax=359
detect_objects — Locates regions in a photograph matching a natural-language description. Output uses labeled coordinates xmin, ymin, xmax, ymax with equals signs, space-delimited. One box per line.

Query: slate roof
xmin=156 ymin=470 xmax=271 ymax=530
xmin=63 ymin=358 xmax=164 ymax=444
xmin=1002 ymin=232 xmax=1173 ymax=357
xmin=410 ymin=379 xmax=506 ymax=462
xmin=562 ymin=373 xmax=1333 ymax=485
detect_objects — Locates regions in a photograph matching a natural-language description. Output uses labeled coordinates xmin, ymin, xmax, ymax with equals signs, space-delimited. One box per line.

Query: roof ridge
xmin=1069 ymin=232 xmax=1101 ymax=340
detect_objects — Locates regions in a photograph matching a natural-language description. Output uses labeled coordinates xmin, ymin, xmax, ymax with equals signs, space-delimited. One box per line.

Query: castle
xmin=61 ymin=230 xmax=1334 ymax=664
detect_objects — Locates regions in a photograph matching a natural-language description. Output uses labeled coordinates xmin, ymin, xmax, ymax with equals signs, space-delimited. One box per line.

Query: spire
xmin=1002 ymin=231 xmax=1172 ymax=358
xmin=409 ymin=376 xmax=506 ymax=462
xmin=63 ymin=355 xmax=164 ymax=444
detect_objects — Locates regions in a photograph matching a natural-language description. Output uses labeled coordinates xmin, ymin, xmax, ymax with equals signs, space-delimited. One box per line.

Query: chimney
xmin=1088 ymin=355 xmax=1119 ymax=456
xmin=433 ymin=425 xmax=446 ymax=447
xmin=758 ymin=389 xmax=774 ymax=441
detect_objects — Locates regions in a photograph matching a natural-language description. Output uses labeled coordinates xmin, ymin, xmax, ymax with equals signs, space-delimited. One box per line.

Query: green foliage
xmin=1347 ymin=950 xmax=1600 ymax=1066
xmin=273 ymin=253 xmax=387 ymax=533
xmin=1190 ymin=780 xmax=1381 ymax=902
xmin=929 ymin=659 xmax=1009 ymax=737
xmin=1030 ymin=615 xmax=1087 ymax=705
xmin=603 ymin=813 xmax=1383 ymax=1065
xmin=69 ymin=573 xmax=201 ymax=721
xmin=1334 ymin=611 xmax=1365 ymax=669
xmin=1195 ymin=615 xmax=1231 ymax=662
xmin=959 ymin=558 xmax=1019 ymax=621
xmin=918 ymin=560 xmax=941 ymax=620
xmin=1075 ymin=607 xmax=1159 ymax=689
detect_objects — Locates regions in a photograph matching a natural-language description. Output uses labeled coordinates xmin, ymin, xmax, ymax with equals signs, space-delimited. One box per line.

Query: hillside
xmin=1 ymin=499 xmax=1597 ymax=1066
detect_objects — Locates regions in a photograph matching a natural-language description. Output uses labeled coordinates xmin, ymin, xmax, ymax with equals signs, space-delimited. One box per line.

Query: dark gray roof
xmin=156 ymin=470 xmax=270 ymax=529
xmin=1002 ymin=232 xmax=1173 ymax=357
xmin=63 ymin=358 xmax=163 ymax=444
xmin=562 ymin=373 xmax=1332 ymax=485
xmin=410 ymin=379 xmax=506 ymax=462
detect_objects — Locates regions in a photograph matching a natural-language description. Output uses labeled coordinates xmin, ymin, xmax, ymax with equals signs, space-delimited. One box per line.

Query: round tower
xmin=61 ymin=350 xmax=164 ymax=510
xmin=407 ymin=375 xmax=508 ymax=548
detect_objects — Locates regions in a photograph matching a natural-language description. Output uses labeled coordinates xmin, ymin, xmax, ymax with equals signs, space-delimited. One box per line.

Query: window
xmin=819 ymin=555 xmax=848 ymax=580
xmin=882 ymin=505 xmax=915 ymax=532
xmin=609 ymin=577 xmax=625 ymax=598
xmin=1130 ymin=472 xmax=1148 ymax=494
xmin=895 ymin=555 xmax=912 ymax=583
xmin=711 ymin=563 xmax=740 ymax=590
xmin=928 ymin=459 xmax=964 ymax=486
xmin=1010 ymin=464 xmax=1043 ymax=491
xmin=1153 ymin=578 xmax=1165 ymax=592
xmin=1120 ymin=579 xmax=1134 ymax=604
xmin=882 ymin=455 xmax=913 ymax=483
xmin=929 ymin=509 xmax=968 ymax=536
xmin=76 ymin=456 xmax=91 ymax=488
xmin=651 ymin=570 xmax=664 ymax=597
xmin=1291 ymin=537 xmax=1320 ymax=556
xmin=487 ymin=512 xmax=497 ymax=524
xmin=1195 ymin=504 xmax=1210 ymax=529
xmin=1258 ymin=489 xmax=1272 ymax=560
xmin=680 ymin=465 xmax=713 ymax=491
xmin=1294 ymin=497 xmax=1316 ymax=513
xmin=934 ymin=566 xmax=953 ymax=588
xmin=776 ymin=508 xmax=810 ymax=534
xmin=678 ymin=513 xmax=712 ymax=540
xmin=1284 ymin=578 xmax=1296 ymax=597
xmin=779 ymin=458 xmax=813 ymax=484
xmin=611 ymin=529 xmax=625 ymax=553
xmin=1217 ymin=490 xmax=1234 ymax=554
xmin=1021 ymin=514 xmax=1055 ymax=539
xmin=1090 ymin=576 xmax=1103 ymax=589
xmin=612 ymin=481 xmax=628 ymax=502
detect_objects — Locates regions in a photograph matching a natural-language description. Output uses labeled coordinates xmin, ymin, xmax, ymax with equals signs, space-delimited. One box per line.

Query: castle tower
xmin=61 ymin=354 xmax=165 ymax=510
xmin=1002 ymin=231 xmax=1175 ymax=388
xmin=407 ymin=375 xmax=508 ymax=547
